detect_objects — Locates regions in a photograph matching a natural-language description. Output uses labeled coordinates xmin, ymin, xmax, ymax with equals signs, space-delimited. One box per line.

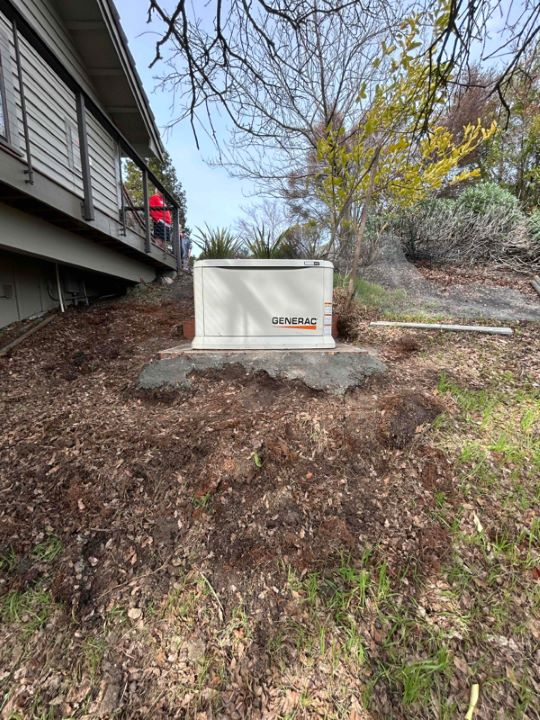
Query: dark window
xmin=0 ymin=49 xmax=8 ymax=140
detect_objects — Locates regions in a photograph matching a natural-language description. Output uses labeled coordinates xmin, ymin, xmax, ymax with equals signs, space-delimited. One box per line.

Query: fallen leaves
xmin=0 ymin=273 xmax=538 ymax=719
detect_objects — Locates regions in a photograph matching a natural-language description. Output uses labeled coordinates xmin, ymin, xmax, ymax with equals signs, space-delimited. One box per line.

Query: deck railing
xmin=0 ymin=0 xmax=182 ymax=270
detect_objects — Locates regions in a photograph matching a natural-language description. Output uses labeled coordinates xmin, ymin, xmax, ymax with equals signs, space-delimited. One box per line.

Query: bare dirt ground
xmin=0 ymin=271 xmax=539 ymax=719
xmin=358 ymin=237 xmax=540 ymax=321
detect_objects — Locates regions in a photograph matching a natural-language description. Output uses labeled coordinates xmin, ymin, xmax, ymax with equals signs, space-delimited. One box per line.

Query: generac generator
xmin=192 ymin=259 xmax=335 ymax=350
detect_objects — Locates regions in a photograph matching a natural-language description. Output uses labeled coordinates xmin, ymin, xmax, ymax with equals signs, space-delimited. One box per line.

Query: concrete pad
xmin=138 ymin=343 xmax=386 ymax=395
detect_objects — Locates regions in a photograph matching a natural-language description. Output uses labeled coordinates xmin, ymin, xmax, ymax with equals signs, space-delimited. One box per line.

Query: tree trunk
xmin=345 ymin=148 xmax=380 ymax=311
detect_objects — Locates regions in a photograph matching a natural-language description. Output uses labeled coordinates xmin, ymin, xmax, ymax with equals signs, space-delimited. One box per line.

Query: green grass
xmin=6 ymin=703 xmax=56 ymax=720
xmin=0 ymin=547 xmax=18 ymax=573
xmin=82 ymin=635 xmax=107 ymax=679
xmin=284 ymin=555 xmax=454 ymax=711
xmin=395 ymin=647 xmax=451 ymax=705
xmin=437 ymin=372 xmax=540 ymax=482
xmin=281 ymin=364 xmax=539 ymax=716
xmin=106 ymin=605 xmax=128 ymax=625
xmin=430 ymin=369 xmax=540 ymax=716
xmin=31 ymin=535 xmax=63 ymax=563
xmin=1 ymin=588 xmax=55 ymax=637
xmin=382 ymin=308 xmax=447 ymax=323
xmin=437 ymin=372 xmax=500 ymax=419
xmin=191 ymin=492 xmax=212 ymax=509
xmin=334 ymin=274 xmax=407 ymax=309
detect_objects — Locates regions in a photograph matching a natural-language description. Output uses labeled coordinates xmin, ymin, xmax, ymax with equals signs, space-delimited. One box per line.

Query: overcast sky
xmin=114 ymin=0 xmax=253 ymax=232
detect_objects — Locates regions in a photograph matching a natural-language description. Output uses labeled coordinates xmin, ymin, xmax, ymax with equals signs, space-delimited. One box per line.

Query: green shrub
xmin=387 ymin=185 xmax=533 ymax=266
xmin=193 ymin=225 xmax=243 ymax=259
xmin=528 ymin=210 xmax=540 ymax=244
xmin=246 ymin=226 xmax=299 ymax=259
xmin=456 ymin=181 xmax=520 ymax=216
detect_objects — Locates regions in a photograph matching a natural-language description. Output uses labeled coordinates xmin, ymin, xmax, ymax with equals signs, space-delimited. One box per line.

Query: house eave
xmin=52 ymin=0 xmax=165 ymax=161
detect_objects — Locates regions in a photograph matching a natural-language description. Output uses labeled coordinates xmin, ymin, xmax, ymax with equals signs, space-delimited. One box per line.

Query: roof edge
xmin=97 ymin=0 xmax=165 ymax=161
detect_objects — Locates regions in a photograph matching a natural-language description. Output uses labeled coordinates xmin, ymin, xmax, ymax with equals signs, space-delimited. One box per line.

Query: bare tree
xmin=235 ymin=199 xmax=289 ymax=244
xmin=422 ymin=0 xmax=540 ymax=125
xmin=147 ymin=0 xmax=540 ymax=137
xmin=236 ymin=198 xmax=328 ymax=257
xmin=150 ymin=0 xmax=402 ymax=191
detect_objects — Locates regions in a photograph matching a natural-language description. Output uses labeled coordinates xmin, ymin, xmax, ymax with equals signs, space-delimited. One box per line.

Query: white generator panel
xmin=192 ymin=259 xmax=335 ymax=350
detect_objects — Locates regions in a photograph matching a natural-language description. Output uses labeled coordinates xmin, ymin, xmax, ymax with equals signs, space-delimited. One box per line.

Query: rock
xmin=95 ymin=678 xmax=122 ymax=717
xmin=127 ymin=607 xmax=142 ymax=620
xmin=186 ymin=638 xmax=206 ymax=664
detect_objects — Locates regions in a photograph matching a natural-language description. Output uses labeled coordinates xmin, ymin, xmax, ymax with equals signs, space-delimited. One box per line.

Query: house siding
xmin=86 ymin=112 xmax=121 ymax=217
xmin=16 ymin=31 xmax=83 ymax=196
xmin=0 ymin=0 xmax=177 ymax=329
xmin=0 ymin=5 xmax=121 ymax=220
xmin=0 ymin=201 xmax=155 ymax=283
xmin=10 ymin=0 xmax=101 ymax=102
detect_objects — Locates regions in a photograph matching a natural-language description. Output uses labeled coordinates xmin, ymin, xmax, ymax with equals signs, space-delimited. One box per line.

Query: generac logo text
xmin=272 ymin=316 xmax=317 ymax=329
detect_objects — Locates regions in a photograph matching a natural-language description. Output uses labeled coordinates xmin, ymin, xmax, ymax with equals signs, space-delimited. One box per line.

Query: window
xmin=0 ymin=49 xmax=9 ymax=141
xmin=66 ymin=120 xmax=82 ymax=173
xmin=0 ymin=27 xmax=18 ymax=150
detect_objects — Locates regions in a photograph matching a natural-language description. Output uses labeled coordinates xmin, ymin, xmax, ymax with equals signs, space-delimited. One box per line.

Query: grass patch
xmin=191 ymin=492 xmax=212 ymax=509
xmin=393 ymin=647 xmax=451 ymax=705
xmin=334 ymin=273 xmax=407 ymax=310
xmin=0 ymin=547 xmax=18 ymax=573
xmin=429 ymin=369 xmax=540 ymax=715
xmin=1 ymin=588 xmax=56 ymax=637
xmin=280 ymin=361 xmax=539 ymax=717
xmin=437 ymin=372 xmax=540 ymax=481
xmin=285 ymin=555 xmax=453 ymax=713
xmin=382 ymin=308 xmax=447 ymax=323
xmin=81 ymin=634 xmax=107 ymax=679
xmin=31 ymin=535 xmax=63 ymax=563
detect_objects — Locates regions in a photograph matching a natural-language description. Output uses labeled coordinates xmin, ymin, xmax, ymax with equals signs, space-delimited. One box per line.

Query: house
xmin=0 ymin=0 xmax=181 ymax=329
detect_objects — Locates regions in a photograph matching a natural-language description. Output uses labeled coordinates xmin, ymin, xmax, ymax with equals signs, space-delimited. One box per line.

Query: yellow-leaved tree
xmin=317 ymin=14 xmax=497 ymax=309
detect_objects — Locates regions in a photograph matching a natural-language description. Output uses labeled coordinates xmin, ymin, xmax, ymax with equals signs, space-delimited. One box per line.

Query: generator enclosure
xmin=192 ymin=259 xmax=335 ymax=350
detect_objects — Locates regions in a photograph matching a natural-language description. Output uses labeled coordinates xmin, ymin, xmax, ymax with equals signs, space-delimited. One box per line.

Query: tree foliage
xmin=482 ymin=47 xmax=540 ymax=209
xmin=316 ymin=18 xmax=496 ymax=305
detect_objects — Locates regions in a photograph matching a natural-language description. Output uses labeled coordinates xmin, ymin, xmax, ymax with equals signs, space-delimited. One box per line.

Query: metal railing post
xmin=76 ymin=91 xmax=95 ymax=221
xmin=12 ymin=19 xmax=33 ymax=185
xmin=142 ymin=168 xmax=151 ymax=253
xmin=172 ymin=205 xmax=181 ymax=271
xmin=118 ymin=155 xmax=126 ymax=236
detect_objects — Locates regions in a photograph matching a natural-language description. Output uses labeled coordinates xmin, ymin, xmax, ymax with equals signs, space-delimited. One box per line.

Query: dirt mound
xmin=380 ymin=392 xmax=442 ymax=449
xmin=131 ymin=383 xmax=447 ymax=619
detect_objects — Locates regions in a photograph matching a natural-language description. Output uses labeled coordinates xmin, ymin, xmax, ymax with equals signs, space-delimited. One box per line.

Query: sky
xmin=114 ymin=0 xmax=253 ymax=232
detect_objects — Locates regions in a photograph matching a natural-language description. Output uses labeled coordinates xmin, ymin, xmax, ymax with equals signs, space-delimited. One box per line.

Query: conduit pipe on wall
xmin=55 ymin=264 xmax=65 ymax=313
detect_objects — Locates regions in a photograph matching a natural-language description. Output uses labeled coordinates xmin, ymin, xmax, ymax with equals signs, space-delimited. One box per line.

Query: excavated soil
xmin=0 ymin=272 xmax=538 ymax=719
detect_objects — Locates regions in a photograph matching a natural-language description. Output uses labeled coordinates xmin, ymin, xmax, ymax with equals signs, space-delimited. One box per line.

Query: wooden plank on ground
xmin=0 ymin=313 xmax=57 ymax=356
